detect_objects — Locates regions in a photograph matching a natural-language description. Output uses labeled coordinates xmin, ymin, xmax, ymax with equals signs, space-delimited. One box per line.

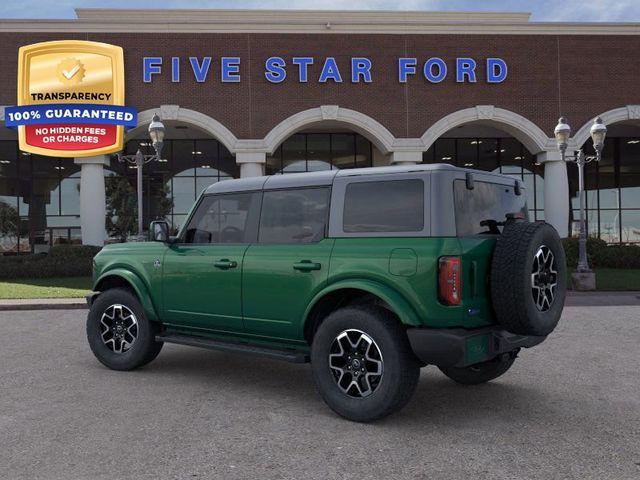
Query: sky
xmin=0 ymin=0 xmax=639 ymax=22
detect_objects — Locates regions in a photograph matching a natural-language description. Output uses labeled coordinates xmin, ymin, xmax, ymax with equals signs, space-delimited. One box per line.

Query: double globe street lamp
xmin=554 ymin=116 xmax=607 ymax=286
xmin=117 ymin=114 xmax=166 ymax=241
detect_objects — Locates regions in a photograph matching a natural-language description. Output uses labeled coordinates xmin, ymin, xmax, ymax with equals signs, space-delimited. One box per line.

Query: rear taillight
xmin=438 ymin=256 xmax=461 ymax=306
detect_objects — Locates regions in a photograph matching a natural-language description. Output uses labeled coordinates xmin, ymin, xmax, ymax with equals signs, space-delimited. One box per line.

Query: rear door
xmin=242 ymin=187 xmax=333 ymax=341
xmin=161 ymin=191 xmax=261 ymax=332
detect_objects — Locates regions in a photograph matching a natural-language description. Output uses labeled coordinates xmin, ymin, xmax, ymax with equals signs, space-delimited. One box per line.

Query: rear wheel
xmin=311 ymin=306 xmax=420 ymax=422
xmin=439 ymin=353 xmax=516 ymax=385
xmin=87 ymin=288 xmax=163 ymax=371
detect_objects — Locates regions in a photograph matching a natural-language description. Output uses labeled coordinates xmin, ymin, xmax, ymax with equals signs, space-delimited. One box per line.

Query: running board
xmin=156 ymin=333 xmax=310 ymax=363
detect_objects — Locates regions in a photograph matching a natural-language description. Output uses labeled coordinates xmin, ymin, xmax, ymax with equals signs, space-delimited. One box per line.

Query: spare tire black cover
xmin=490 ymin=221 xmax=567 ymax=336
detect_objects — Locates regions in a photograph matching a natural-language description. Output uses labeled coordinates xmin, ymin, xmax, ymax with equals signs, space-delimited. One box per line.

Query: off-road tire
xmin=311 ymin=306 xmax=420 ymax=422
xmin=87 ymin=288 xmax=163 ymax=371
xmin=439 ymin=354 xmax=516 ymax=385
xmin=491 ymin=221 xmax=567 ymax=336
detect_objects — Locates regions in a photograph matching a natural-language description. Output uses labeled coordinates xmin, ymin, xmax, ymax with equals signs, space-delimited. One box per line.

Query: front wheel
xmin=87 ymin=288 xmax=163 ymax=371
xmin=438 ymin=353 xmax=516 ymax=385
xmin=311 ymin=306 xmax=420 ymax=422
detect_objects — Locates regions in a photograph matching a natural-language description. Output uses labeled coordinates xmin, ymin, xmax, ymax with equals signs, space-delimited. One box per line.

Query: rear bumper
xmin=407 ymin=326 xmax=546 ymax=368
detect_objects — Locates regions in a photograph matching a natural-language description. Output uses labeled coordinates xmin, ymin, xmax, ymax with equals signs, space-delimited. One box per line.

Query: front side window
xmin=343 ymin=179 xmax=424 ymax=233
xmin=259 ymin=188 xmax=330 ymax=244
xmin=183 ymin=192 xmax=259 ymax=244
xmin=454 ymin=180 xmax=528 ymax=236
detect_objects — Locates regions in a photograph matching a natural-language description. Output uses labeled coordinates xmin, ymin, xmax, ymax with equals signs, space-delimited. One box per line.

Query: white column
xmin=390 ymin=151 xmax=422 ymax=165
xmin=538 ymin=151 xmax=569 ymax=238
xmin=236 ymin=152 xmax=266 ymax=178
xmin=74 ymin=155 xmax=109 ymax=246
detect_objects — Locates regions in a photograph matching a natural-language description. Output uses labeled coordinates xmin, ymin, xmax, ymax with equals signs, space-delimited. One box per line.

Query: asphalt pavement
xmin=0 ymin=306 xmax=639 ymax=480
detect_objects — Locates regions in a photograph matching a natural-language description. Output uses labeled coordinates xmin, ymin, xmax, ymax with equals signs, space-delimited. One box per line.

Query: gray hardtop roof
xmin=203 ymin=163 xmax=519 ymax=195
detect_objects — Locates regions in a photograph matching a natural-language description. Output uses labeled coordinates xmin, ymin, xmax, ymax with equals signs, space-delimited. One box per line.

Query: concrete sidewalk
xmin=0 ymin=291 xmax=639 ymax=311
xmin=0 ymin=297 xmax=87 ymax=311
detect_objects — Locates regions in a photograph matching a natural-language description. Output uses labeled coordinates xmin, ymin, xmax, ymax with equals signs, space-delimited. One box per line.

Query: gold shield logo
xmin=16 ymin=40 xmax=126 ymax=157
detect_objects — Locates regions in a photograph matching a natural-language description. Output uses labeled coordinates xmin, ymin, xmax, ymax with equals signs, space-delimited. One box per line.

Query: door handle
xmin=214 ymin=259 xmax=238 ymax=269
xmin=293 ymin=260 xmax=321 ymax=272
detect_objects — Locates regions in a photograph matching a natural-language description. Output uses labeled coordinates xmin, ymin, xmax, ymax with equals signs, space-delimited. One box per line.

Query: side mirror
xmin=149 ymin=220 xmax=169 ymax=242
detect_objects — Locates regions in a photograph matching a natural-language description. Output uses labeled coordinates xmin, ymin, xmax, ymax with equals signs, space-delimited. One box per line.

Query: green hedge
xmin=0 ymin=245 xmax=101 ymax=279
xmin=562 ymin=237 xmax=640 ymax=269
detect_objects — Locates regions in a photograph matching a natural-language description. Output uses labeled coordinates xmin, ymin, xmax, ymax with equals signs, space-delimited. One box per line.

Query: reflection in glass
xmin=282 ymin=134 xmax=306 ymax=173
xmin=265 ymin=133 xmax=372 ymax=174
xmin=171 ymin=177 xmax=195 ymax=214
xmin=599 ymin=210 xmax=620 ymax=243
xmin=621 ymin=210 xmax=640 ymax=244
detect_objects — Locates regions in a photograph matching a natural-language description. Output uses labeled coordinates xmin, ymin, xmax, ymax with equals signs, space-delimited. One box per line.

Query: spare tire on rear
xmin=490 ymin=221 xmax=566 ymax=336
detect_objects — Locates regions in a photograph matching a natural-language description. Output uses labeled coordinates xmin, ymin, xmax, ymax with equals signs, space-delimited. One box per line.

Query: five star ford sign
xmin=4 ymin=40 xmax=137 ymax=157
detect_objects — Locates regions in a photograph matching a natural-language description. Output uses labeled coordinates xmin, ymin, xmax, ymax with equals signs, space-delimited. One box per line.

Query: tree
xmin=105 ymin=176 xmax=174 ymax=242
xmin=105 ymin=176 xmax=137 ymax=242
xmin=0 ymin=201 xmax=20 ymax=252
xmin=151 ymin=180 xmax=173 ymax=223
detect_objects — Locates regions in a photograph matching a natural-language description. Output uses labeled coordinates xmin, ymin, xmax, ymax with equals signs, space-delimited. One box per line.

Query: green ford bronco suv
xmin=87 ymin=164 xmax=566 ymax=422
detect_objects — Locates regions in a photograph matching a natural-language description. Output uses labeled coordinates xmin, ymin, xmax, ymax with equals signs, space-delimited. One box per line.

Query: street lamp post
xmin=554 ymin=116 xmax=607 ymax=276
xmin=117 ymin=113 xmax=166 ymax=241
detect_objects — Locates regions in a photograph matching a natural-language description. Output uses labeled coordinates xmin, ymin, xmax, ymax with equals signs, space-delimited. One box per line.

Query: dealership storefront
xmin=0 ymin=9 xmax=639 ymax=252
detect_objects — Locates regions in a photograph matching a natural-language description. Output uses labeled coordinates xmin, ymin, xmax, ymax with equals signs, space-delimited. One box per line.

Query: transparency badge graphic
xmin=5 ymin=40 xmax=136 ymax=157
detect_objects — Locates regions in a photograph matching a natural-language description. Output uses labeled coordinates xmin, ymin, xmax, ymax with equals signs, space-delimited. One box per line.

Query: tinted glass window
xmin=183 ymin=192 xmax=259 ymax=244
xmin=343 ymin=180 xmax=424 ymax=233
xmin=454 ymin=180 xmax=528 ymax=236
xmin=259 ymin=188 xmax=330 ymax=243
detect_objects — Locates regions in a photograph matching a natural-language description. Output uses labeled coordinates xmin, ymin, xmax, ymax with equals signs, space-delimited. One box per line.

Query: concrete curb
xmin=565 ymin=291 xmax=640 ymax=307
xmin=0 ymin=298 xmax=87 ymax=311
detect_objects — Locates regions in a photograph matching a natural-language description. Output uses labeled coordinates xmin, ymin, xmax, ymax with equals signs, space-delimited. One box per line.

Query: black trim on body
xmin=156 ymin=333 xmax=310 ymax=363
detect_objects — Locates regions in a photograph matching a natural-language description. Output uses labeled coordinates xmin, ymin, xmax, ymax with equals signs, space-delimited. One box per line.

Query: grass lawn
xmin=0 ymin=277 xmax=92 ymax=299
xmin=577 ymin=269 xmax=640 ymax=291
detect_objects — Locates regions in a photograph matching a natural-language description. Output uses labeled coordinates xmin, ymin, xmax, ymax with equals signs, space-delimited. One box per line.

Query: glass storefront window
xmin=478 ymin=138 xmax=499 ymax=171
xmin=499 ymin=138 xmax=523 ymax=174
xmin=266 ymin=146 xmax=282 ymax=175
xmin=265 ymin=132 xmax=373 ymax=174
xmin=621 ymin=210 xmax=640 ymax=244
xmin=172 ymin=177 xmax=196 ymax=214
xmin=620 ymin=137 xmax=640 ymax=209
xmin=331 ymin=134 xmax=356 ymax=169
xmin=60 ymin=177 xmax=80 ymax=216
xmin=307 ymin=134 xmax=331 ymax=172
xmin=173 ymin=140 xmax=195 ymax=177
xmin=196 ymin=176 xmax=218 ymax=196
xmin=456 ymin=138 xmax=477 ymax=168
xmin=0 ymin=141 xmax=18 ymax=177
xmin=422 ymin=145 xmax=435 ymax=164
xmin=282 ymin=134 xmax=306 ymax=173
xmin=434 ymin=138 xmax=455 ymax=164
xmin=599 ymin=209 xmax=620 ymax=244
xmin=194 ymin=139 xmax=219 ymax=175
xmin=355 ymin=134 xmax=372 ymax=168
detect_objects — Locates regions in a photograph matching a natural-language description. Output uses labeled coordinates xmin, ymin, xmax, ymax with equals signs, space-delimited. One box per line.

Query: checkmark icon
xmin=62 ymin=64 xmax=80 ymax=79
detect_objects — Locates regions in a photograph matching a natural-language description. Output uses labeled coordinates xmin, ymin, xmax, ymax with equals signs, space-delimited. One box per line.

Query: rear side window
xmin=343 ymin=179 xmax=424 ymax=232
xmin=259 ymin=188 xmax=330 ymax=244
xmin=183 ymin=192 xmax=260 ymax=244
xmin=454 ymin=180 xmax=529 ymax=236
